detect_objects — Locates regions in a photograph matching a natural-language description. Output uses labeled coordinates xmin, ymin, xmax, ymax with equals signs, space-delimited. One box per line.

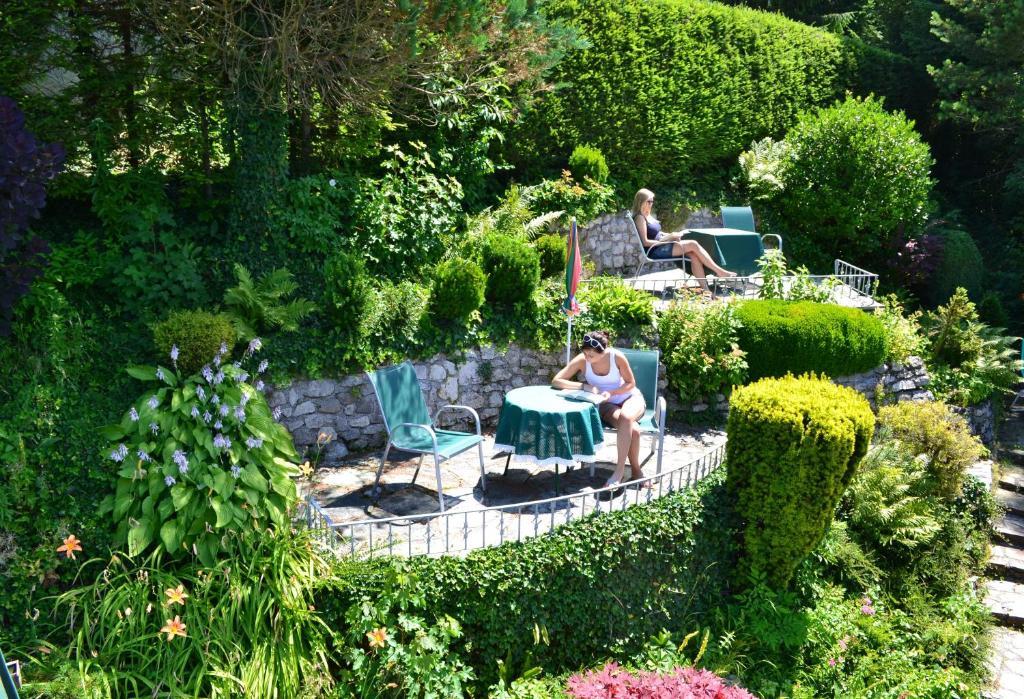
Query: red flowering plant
xmin=567 ymin=662 xmax=755 ymax=699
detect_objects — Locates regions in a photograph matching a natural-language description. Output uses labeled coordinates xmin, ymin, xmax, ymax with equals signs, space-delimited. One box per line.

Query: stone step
xmin=998 ymin=489 xmax=1024 ymax=517
xmin=1004 ymin=449 xmax=1024 ymax=468
xmin=1000 ymin=465 xmax=1024 ymax=493
xmin=998 ymin=514 xmax=1024 ymax=548
xmin=989 ymin=546 xmax=1024 ymax=584
xmin=987 ymin=627 xmax=1024 ymax=698
xmin=985 ymin=580 xmax=1024 ymax=628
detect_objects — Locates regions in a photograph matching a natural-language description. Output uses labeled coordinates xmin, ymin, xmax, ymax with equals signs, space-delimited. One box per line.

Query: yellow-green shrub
xmin=152 ymin=310 xmax=235 ymax=376
xmin=877 ymin=401 xmax=985 ymax=501
xmin=726 ymin=375 xmax=874 ymax=589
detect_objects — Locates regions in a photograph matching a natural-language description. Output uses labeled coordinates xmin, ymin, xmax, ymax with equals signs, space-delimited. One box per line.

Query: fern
xmin=223 ymin=264 xmax=316 ymax=341
xmin=843 ymin=442 xmax=942 ymax=552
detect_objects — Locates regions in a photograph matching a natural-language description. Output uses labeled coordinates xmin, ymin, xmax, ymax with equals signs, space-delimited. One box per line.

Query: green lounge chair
xmin=1 ymin=647 xmax=19 ymax=699
xmin=367 ymin=361 xmax=485 ymax=511
xmin=620 ymin=348 xmax=667 ymax=474
xmin=721 ymin=206 xmax=757 ymax=232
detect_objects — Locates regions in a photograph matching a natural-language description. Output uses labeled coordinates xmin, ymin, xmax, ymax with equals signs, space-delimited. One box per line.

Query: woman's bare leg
xmin=679 ymin=249 xmax=710 ymax=291
xmin=677 ymin=240 xmax=734 ymax=277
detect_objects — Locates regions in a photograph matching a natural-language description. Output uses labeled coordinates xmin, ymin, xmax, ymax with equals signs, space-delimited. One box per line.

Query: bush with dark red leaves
xmin=567 ymin=662 xmax=756 ymax=699
xmin=0 ymin=95 xmax=65 ymax=334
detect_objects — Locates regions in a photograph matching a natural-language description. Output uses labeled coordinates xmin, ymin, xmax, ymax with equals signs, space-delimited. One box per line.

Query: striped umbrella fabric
xmin=562 ymin=218 xmax=582 ymax=317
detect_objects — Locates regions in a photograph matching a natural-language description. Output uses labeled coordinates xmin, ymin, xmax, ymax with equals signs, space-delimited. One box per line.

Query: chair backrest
xmin=366 ymin=362 xmax=431 ymax=434
xmin=623 ymin=210 xmax=646 ymax=252
xmin=619 ymin=348 xmax=659 ymax=407
xmin=721 ymin=206 xmax=756 ymax=232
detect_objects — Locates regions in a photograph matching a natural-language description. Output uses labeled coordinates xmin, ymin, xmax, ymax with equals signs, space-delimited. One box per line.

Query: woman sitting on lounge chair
xmin=551 ymin=330 xmax=650 ymax=489
xmin=632 ymin=188 xmax=734 ymax=280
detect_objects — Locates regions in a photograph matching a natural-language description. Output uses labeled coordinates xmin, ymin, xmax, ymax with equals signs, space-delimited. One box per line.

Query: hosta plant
xmin=100 ymin=340 xmax=300 ymax=565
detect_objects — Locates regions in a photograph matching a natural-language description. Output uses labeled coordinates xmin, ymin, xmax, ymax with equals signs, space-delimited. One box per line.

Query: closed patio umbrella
xmin=562 ymin=217 xmax=582 ymax=364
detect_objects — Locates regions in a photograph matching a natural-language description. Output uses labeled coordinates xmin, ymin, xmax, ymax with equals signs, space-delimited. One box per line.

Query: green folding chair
xmin=0 ymin=647 xmax=19 ymax=699
xmin=620 ymin=348 xmax=667 ymax=474
xmin=367 ymin=361 xmax=486 ymax=511
xmin=721 ymin=206 xmax=757 ymax=232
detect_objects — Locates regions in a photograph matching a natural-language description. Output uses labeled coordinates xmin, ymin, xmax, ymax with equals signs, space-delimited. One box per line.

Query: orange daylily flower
xmin=160 ymin=615 xmax=187 ymax=641
xmin=366 ymin=627 xmax=388 ymax=649
xmin=164 ymin=584 xmax=189 ymax=606
xmin=56 ymin=535 xmax=82 ymax=560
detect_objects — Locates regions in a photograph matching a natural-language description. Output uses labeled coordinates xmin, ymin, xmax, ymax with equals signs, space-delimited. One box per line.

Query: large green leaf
xmin=126 ymin=365 xmax=157 ymax=381
xmin=128 ymin=518 xmax=154 ymax=556
xmin=160 ymin=519 xmax=182 ymax=553
xmin=239 ymin=465 xmax=268 ymax=493
xmin=171 ymin=484 xmax=194 ymax=511
xmin=100 ymin=423 xmax=127 ymax=441
xmin=212 ymin=499 xmax=232 ymax=528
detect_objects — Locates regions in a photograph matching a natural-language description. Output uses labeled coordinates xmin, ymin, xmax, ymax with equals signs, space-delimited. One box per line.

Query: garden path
xmin=984 ymin=407 xmax=1024 ymax=699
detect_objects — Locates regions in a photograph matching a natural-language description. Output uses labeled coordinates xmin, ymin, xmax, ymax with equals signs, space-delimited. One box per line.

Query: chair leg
xmin=372 ymin=441 xmax=392 ymax=498
xmin=433 ymin=449 xmax=445 ymax=512
xmin=589 ymin=461 xmax=595 ymax=479
xmin=502 ymin=453 xmax=512 ymax=477
xmin=554 ymin=463 xmax=562 ymax=495
xmin=410 ymin=453 xmax=424 ymax=487
xmin=656 ymin=433 xmax=664 ymax=475
xmin=477 ymin=441 xmax=487 ymax=493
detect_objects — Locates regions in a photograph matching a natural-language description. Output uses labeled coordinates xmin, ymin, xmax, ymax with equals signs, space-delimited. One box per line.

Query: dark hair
xmin=580 ymin=330 xmax=610 ymax=353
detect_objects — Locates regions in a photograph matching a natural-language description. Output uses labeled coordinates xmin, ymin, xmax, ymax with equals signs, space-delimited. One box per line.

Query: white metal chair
xmin=624 ymin=211 xmax=691 ymax=279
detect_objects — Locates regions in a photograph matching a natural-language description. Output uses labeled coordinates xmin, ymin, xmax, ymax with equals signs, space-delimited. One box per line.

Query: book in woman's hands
xmin=560 ymin=389 xmax=607 ymax=405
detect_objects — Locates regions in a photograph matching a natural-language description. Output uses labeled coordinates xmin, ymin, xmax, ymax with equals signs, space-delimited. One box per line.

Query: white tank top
xmin=584 ymin=348 xmax=636 ymax=405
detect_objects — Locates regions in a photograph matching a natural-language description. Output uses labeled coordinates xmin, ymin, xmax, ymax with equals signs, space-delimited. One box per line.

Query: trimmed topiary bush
xmin=568 ymin=144 xmax=609 ymax=183
xmin=480 ymin=233 xmax=541 ymax=306
xmin=768 ymin=95 xmax=934 ymax=270
xmin=727 ymin=375 xmax=875 ymax=589
xmin=735 ymin=300 xmax=886 ymax=380
xmin=924 ymin=228 xmax=984 ymax=308
xmin=152 ymin=310 xmax=235 ymax=376
xmin=877 ymin=401 xmax=985 ymax=501
xmin=534 ymin=233 xmax=567 ymax=279
xmin=430 ymin=258 xmax=486 ymax=323
xmin=322 ymin=250 xmax=371 ymax=325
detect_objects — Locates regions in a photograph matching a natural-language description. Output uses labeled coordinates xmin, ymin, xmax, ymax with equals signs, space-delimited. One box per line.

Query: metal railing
xmin=305 ymin=443 xmax=726 ymax=559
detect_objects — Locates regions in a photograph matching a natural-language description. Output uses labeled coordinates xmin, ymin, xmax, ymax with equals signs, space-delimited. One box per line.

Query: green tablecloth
xmin=493 ymin=385 xmax=605 ymax=467
xmin=683 ymin=227 xmax=764 ymax=276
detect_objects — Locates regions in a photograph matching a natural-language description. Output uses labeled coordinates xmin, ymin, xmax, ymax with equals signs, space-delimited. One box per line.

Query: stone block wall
xmin=579 ymin=208 xmax=721 ymax=276
xmin=271 ymin=344 xmax=1003 ymax=462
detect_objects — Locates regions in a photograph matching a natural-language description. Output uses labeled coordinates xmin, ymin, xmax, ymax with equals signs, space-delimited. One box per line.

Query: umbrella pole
xmin=566 ymin=315 xmax=573 ymax=365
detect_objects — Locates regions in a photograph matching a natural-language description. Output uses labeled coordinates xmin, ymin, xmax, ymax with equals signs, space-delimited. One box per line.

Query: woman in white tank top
xmin=552 ymin=330 xmax=649 ymax=488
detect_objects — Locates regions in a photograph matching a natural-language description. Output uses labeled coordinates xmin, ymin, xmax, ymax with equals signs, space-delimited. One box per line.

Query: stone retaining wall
xmin=271 ymin=347 xmax=999 ymax=462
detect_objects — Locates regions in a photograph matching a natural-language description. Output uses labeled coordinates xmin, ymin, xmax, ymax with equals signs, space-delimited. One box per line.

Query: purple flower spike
xmin=256 ymin=380 xmax=265 ymax=392
xmin=213 ymin=370 xmax=224 ymax=385
xmin=247 ymin=337 xmax=262 ymax=355
xmin=155 ymin=367 xmax=166 ymax=382
xmin=211 ymin=394 xmax=220 ymax=406
xmin=164 ymin=476 xmax=176 ymax=487
xmin=214 ymin=420 xmax=223 ymax=430
xmin=219 ymin=404 xmax=229 ymax=417
xmin=137 ymin=448 xmax=151 ymax=462
xmin=110 ymin=444 xmax=128 ymax=462
xmin=129 ymin=406 xmax=139 ymax=422
xmin=170 ymin=345 xmax=179 ymax=363
xmin=272 ymin=406 xmax=282 ymax=420
xmin=196 ymin=386 xmax=206 ymax=402
xmin=213 ymin=354 xmax=222 ymax=368
xmin=219 ymin=341 xmax=228 ymax=356
xmin=231 ymin=465 xmax=241 ymax=478
xmin=149 ymin=422 xmax=159 ymax=435
xmin=239 ymin=393 xmax=250 ymax=407
xmin=258 ymin=360 xmax=268 ymax=374
xmin=172 ymin=450 xmax=188 ymax=470
xmin=234 ymin=406 xmax=246 ymax=422
xmin=201 ymin=365 xmax=213 ymax=382
xmin=148 ymin=395 xmax=159 ymax=410
xmin=237 ymin=371 xmax=249 ymax=383
xmin=190 ymin=405 xmax=200 ymax=419
xmin=245 ymin=437 xmax=263 ymax=449
xmin=203 ymin=411 xmax=212 ymax=423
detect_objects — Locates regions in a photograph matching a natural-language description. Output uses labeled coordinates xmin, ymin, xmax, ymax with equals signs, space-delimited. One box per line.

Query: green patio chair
xmin=367 ymin=361 xmax=486 ymax=511
xmin=721 ymin=205 xmax=757 ymax=232
xmin=1 ymin=647 xmax=19 ymax=699
xmin=620 ymin=348 xmax=667 ymax=474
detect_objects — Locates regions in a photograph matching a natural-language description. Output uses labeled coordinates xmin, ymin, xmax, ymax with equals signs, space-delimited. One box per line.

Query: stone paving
xmin=987 ymin=628 xmax=1024 ymax=699
xmin=303 ymin=423 xmax=726 ymax=557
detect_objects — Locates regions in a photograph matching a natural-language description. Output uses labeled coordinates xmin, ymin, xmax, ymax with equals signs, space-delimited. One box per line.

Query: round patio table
xmin=493 ymin=385 xmax=605 ymax=471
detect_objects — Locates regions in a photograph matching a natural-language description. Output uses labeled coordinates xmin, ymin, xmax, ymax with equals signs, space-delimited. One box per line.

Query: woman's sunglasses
xmin=582 ymin=334 xmax=605 ymax=351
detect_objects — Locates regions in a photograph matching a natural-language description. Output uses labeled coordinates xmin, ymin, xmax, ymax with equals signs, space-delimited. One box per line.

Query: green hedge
xmin=321 ymin=473 xmax=736 ymax=687
xmin=727 ymin=375 xmax=874 ymax=588
xmin=152 ymin=310 xmax=235 ymax=376
xmin=735 ymin=300 xmax=886 ymax=380
xmin=512 ymin=0 xmax=848 ymax=192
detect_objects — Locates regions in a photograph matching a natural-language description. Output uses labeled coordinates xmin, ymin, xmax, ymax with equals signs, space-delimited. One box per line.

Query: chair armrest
xmin=761 ymin=233 xmax=782 ymax=252
xmin=657 ymin=396 xmax=667 ymax=436
xmin=390 ymin=422 xmax=439 ymax=451
xmin=434 ymin=404 xmax=482 ymax=435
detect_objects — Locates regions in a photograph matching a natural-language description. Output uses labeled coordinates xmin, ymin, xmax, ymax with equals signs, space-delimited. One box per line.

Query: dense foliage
xmin=152 ymin=311 xmax=236 ymax=377
xmin=658 ymin=299 xmax=748 ymax=403
xmin=430 ymin=258 xmax=486 ymax=324
xmin=746 ymin=95 xmax=934 ymax=271
xmin=726 ymin=375 xmax=874 ymax=589
xmin=512 ymin=0 xmax=849 ymax=193
xmin=480 ymin=233 xmax=542 ymax=306
xmin=735 ymin=301 xmax=887 ymax=380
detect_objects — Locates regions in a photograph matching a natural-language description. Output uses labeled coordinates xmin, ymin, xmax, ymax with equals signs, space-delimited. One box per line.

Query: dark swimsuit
xmin=638 ymin=217 xmax=675 ymax=259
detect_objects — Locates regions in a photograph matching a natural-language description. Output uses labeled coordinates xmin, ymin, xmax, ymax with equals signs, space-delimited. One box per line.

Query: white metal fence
xmin=303 ymin=443 xmax=725 ymax=559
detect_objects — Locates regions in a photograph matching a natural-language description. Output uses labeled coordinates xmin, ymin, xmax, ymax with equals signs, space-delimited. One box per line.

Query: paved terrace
xmin=304 ymin=424 xmax=727 ymax=558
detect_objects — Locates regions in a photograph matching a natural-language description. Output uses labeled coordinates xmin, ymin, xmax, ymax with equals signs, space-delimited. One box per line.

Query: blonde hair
xmin=631 ymin=188 xmax=655 ymax=218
